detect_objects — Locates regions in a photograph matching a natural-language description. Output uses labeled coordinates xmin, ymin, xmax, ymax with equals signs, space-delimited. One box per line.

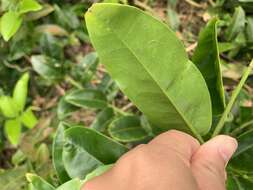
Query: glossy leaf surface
xmin=57 ymin=97 xmax=78 ymax=120
xmin=19 ymin=0 xmax=42 ymax=14
xmin=109 ymin=116 xmax=149 ymax=142
xmin=192 ymin=18 xmax=225 ymax=115
xmin=31 ymin=55 xmax=64 ymax=81
xmin=52 ymin=122 xmax=71 ymax=183
xmin=26 ymin=173 xmax=55 ymax=190
xmin=21 ymin=107 xmax=38 ymax=129
xmin=56 ymin=179 xmax=82 ymax=190
xmin=63 ymin=126 xmax=128 ymax=179
xmin=226 ymin=6 xmax=246 ymax=41
xmin=4 ymin=118 xmax=21 ymax=146
xmin=13 ymin=73 xmax=29 ymax=112
xmin=86 ymin=3 xmax=212 ymax=137
xmin=0 ymin=96 xmax=19 ymax=118
xmin=64 ymin=89 xmax=107 ymax=109
xmin=0 ymin=11 xmax=22 ymax=41
xmin=91 ymin=107 xmax=115 ymax=132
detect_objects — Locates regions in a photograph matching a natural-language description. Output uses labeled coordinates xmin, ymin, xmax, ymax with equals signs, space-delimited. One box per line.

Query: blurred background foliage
xmin=0 ymin=0 xmax=253 ymax=189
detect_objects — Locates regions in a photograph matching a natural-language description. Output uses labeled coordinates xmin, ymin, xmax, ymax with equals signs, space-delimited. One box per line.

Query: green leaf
xmin=192 ymin=18 xmax=225 ymax=116
xmin=64 ymin=89 xmax=107 ymax=109
xmin=230 ymin=129 xmax=253 ymax=171
xmin=56 ymin=179 xmax=82 ymax=190
xmin=167 ymin=8 xmax=179 ymax=30
xmin=227 ymin=174 xmax=253 ymax=190
xmin=13 ymin=72 xmax=29 ymax=112
xmin=218 ymin=42 xmax=237 ymax=53
xmin=52 ymin=122 xmax=71 ymax=183
xmin=21 ymin=107 xmax=38 ymax=129
xmin=246 ymin=17 xmax=253 ymax=43
xmin=30 ymin=55 xmax=64 ymax=81
xmin=91 ymin=107 xmax=115 ymax=132
xmin=35 ymin=143 xmax=50 ymax=166
xmin=63 ymin=126 xmax=129 ymax=179
xmin=26 ymin=4 xmax=54 ymax=21
xmin=212 ymin=59 xmax=253 ymax=137
xmin=108 ymin=116 xmax=149 ymax=142
xmin=84 ymin=164 xmax=113 ymax=184
xmin=19 ymin=0 xmax=42 ymax=14
xmin=0 ymin=96 xmax=19 ymax=118
xmin=57 ymin=97 xmax=78 ymax=120
xmin=4 ymin=118 xmax=22 ymax=146
xmin=0 ymin=166 xmax=27 ymax=190
xmin=226 ymin=6 xmax=246 ymax=41
xmin=85 ymin=3 xmax=212 ymax=140
xmin=12 ymin=150 xmax=26 ymax=166
xmin=0 ymin=11 xmax=23 ymax=41
xmin=26 ymin=173 xmax=55 ymax=190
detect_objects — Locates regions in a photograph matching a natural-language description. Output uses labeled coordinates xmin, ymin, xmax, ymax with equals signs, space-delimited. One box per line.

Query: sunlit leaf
xmin=0 ymin=96 xmax=19 ymax=118
xmin=13 ymin=72 xmax=29 ymax=112
xmin=86 ymin=4 xmax=212 ymax=139
xmin=0 ymin=11 xmax=22 ymax=41
xmin=21 ymin=107 xmax=38 ymax=129
xmin=19 ymin=0 xmax=42 ymax=14
xmin=4 ymin=118 xmax=22 ymax=146
xmin=26 ymin=4 xmax=54 ymax=21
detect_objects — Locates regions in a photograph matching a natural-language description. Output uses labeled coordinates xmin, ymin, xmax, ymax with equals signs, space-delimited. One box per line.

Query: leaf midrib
xmin=99 ymin=14 xmax=200 ymax=138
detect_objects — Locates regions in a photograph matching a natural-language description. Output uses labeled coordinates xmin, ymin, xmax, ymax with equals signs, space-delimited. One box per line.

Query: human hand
xmin=82 ymin=130 xmax=237 ymax=190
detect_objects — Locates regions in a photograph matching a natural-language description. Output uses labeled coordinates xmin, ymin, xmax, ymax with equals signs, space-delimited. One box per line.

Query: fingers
xmin=191 ymin=135 xmax=238 ymax=190
xmin=148 ymin=130 xmax=200 ymax=164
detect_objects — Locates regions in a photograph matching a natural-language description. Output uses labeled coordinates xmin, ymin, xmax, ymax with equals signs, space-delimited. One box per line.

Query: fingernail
xmin=218 ymin=136 xmax=238 ymax=164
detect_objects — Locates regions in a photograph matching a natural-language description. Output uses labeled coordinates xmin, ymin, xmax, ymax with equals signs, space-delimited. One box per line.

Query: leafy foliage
xmin=0 ymin=0 xmax=253 ymax=190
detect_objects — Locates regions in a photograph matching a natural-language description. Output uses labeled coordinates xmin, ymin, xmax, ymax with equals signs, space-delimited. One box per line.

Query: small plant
xmin=26 ymin=3 xmax=253 ymax=189
xmin=0 ymin=73 xmax=37 ymax=145
xmin=0 ymin=0 xmax=42 ymax=41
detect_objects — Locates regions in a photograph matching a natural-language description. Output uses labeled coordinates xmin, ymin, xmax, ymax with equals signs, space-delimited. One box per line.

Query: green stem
xmin=109 ymin=105 xmax=130 ymax=116
xmin=212 ymin=59 xmax=253 ymax=137
xmin=65 ymin=76 xmax=83 ymax=89
xmin=195 ymin=132 xmax=205 ymax=144
xmin=231 ymin=119 xmax=253 ymax=136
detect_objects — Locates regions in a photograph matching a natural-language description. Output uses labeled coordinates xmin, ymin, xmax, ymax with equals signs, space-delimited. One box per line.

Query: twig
xmin=186 ymin=42 xmax=197 ymax=52
xmin=65 ymin=75 xmax=83 ymax=89
xmin=3 ymin=61 xmax=31 ymax=72
xmin=184 ymin=0 xmax=202 ymax=8
xmin=212 ymin=59 xmax=253 ymax=137
xmin=122 ymin=102 xmax=134 ymax=111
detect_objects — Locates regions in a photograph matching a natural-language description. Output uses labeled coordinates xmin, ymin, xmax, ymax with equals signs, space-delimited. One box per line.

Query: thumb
xmin=191 ymin=135 xmax=238 ymax=190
